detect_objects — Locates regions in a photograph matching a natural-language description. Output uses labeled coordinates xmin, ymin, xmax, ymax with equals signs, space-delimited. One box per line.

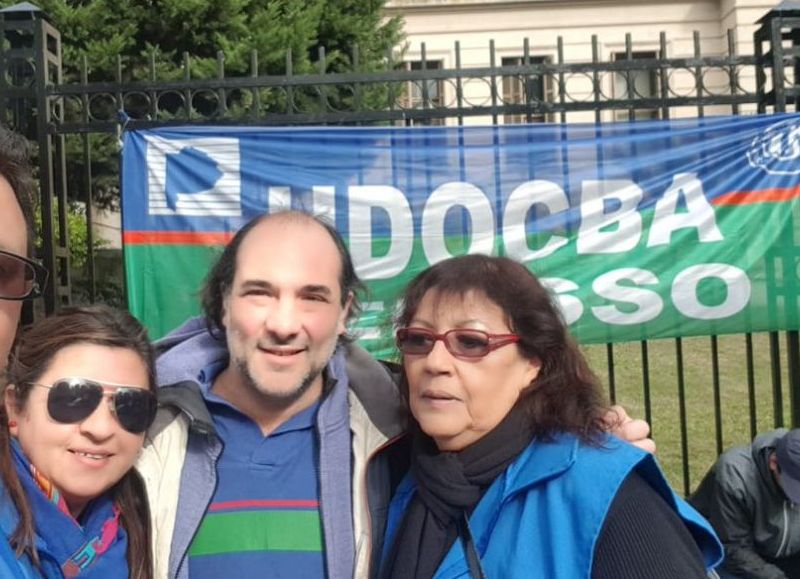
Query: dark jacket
xmin=691 ymin=429 xmax=800 ymax=578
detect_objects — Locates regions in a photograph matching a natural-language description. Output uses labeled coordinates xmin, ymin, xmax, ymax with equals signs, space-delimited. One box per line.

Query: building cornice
xmin=386 ymin=0 xmax=626 ymax=9
xmin=384 ymin=0 xmax=676 ymax=16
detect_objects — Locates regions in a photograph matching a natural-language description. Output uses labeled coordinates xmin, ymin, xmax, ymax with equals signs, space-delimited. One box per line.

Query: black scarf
xmin=381 ymin=406 xmax=534 ymax=579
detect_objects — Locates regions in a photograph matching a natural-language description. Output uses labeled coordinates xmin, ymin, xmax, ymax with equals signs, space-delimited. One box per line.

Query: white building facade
xmin=384 ymin=0 xmax=780 ymax=123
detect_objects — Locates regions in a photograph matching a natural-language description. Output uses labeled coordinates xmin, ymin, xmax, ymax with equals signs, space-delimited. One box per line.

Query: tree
xmin=35 ymin=202 xmax=124 ymax=306
xmin=3 ymin=0 xmax=405 ymax=207
xmin=5 ymin=0 xmax=403 ymax=81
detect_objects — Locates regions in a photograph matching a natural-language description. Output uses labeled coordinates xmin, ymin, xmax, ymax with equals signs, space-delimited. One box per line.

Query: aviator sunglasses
xmin=396 ymin=327 xmax=521 ymax=359
xmin=28 ymin=377 xmax=157 ymax=434
xmin=0 ymin=249 xmax=48 ymax=300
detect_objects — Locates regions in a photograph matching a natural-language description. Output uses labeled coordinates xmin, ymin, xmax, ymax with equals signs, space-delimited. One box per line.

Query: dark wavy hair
xmin=1 ymin=305 xmax=154 ymax=579
xmin=0 ymin=126 xmax=36 ymax=256
xmin=201 ymin=211 xmax=365 ymax=338
xmin=396 ymin=254 xmax=608 ymax=443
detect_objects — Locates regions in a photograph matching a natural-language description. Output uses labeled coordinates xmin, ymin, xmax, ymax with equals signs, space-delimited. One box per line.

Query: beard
xmin=234 ymin=355 xmax=325 ymax=409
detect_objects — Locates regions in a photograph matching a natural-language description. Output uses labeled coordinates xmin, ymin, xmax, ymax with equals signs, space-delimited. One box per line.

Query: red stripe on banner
xmin=713 ymin=186 xmax=800 ymax=206
xmin=123 ymin=231 xmax=234 ymax=245
xmin=209 ymin=499 xmax=320 ymax=512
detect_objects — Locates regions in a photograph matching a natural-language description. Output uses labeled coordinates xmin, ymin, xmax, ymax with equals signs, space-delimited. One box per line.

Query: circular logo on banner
xmin=747 ymin=118 xmax=800 ymax=175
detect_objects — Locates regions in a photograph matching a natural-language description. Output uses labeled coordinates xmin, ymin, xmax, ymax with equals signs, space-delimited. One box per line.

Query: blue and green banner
xmin=121 ymin=115 xmax=800 ymax=358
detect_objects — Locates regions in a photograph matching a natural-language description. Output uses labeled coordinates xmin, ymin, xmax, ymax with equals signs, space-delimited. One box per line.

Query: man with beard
xmin=0 ymin=126 xmax=49 ymax=576
xmin=137 ymin=210 xmax=654 ymax=579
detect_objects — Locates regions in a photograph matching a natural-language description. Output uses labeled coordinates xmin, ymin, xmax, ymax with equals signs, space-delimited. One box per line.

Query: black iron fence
xmin=2 ymin=2 xmax=800 ymax=494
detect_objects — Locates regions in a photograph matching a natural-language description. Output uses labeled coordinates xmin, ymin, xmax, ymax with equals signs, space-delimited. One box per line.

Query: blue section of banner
xmin=122 ymin=114 xmax=800 ymax=237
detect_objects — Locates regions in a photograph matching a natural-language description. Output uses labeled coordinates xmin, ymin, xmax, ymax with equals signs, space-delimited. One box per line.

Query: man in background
xmin=692 ymin=429 xmax=800 ymax=579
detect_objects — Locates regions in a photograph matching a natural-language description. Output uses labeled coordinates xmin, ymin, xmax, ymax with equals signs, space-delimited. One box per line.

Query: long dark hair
xmin=396 ymin=254 xmax=608 ymax=443
xmin=1 ymin=305 xmax=154 ymax=579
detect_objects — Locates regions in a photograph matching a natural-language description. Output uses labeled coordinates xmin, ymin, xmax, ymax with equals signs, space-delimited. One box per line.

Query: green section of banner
xmin=126 ymin=201 xmax=800 ymax=359
xmin=125 ymin=244 xmax=224 ymax=340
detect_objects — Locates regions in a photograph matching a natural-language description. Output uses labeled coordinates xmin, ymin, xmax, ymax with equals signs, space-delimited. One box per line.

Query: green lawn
xmin=582 ymin=332 xmax=794 ymax=497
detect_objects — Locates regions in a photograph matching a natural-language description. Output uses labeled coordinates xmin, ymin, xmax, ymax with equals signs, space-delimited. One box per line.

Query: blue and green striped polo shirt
xmin=188 ymin=365 xmax=324 ymax=578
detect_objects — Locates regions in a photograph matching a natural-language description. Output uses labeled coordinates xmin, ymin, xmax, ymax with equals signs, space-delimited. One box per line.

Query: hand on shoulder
xmin=604 ymin=405 xmax=656 ymax=454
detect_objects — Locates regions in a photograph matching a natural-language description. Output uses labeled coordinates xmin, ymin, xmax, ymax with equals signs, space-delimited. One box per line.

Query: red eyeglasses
xmin=395 ymin=327 xmax=520 ymax=359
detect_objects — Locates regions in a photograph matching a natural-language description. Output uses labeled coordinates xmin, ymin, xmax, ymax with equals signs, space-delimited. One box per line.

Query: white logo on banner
xmin=747 ymin=118 xmax=800 ymax=176
xmin=145 ymin=135 xmax=241 ymax=216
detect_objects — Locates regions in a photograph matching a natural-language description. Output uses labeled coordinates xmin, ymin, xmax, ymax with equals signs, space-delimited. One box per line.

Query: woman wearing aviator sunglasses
xmin=378 ymin=255 xmax=723 ymax=579
xmin=1 ymin=305 xmax=156 ymax=578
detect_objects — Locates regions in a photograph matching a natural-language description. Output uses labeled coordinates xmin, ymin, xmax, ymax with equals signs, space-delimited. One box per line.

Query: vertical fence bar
xmin=606 ymin=344 xmax=616 ymax=404
xmin=420 ymin=42 xmax=429 ymax=117
xmin=286 ymin=48 xmax=294 ymax=116
xmin=771 ymin=332 xmax=785 ymax=427
xmin=455 ymin=40 xmax=464 ymax=126
xmin=51 ymin=27 xmax=69 ymax=308
xmin=489 ymin=39 xmax=498 ymax=125
xmin=641 ymin=340 xmax=653 ymax=429
xmin=523 ymin=37 xmax=532 ymax=124
xmin=352 ymin=44 xmax=363 ymax=114
xmin=217 ymin=50 xmax=226 ymax=116
xmin=711 ymin=335 xmax=723 ymax=455
xmin=53 ymin=132 xmax=68 ymax=305
xmin=149 ymin=51 xmax=159 ymax=119
xmin=490 ymin=39 xmax=503 ymax=260
xmin=746 ymin=333 xmax=758 ymax=438
xmin=34 ymin=15 xmax=57 ymax=313
xmin=788 ymin=332 xmax=800 ymax=426
xmin=182 ymin=52 xmax=192 ymax=119
xmin=625 ymin=33 xmax=634 ymax=121
xmin=557 ymin=37 xmax=566 ymax=123
xmin=728 ymin=30 xmax=740 ymax=115
xmin=755 ymin=24 xmax=767 ymax=114
xmin=660 ymin=32 xmax=670 ymax=119
xmin=772 ymin=18 xmax=787 ymax=113
xmin=592 ymin=35 xmax=601 ymax=123
xmin=250 ymin=50 xmax=260 ymax=119
xmin=676 ymin=337 xmax=691 ymax=495
xmin=80 ymin=56 xmax=95 ymax=303
xmin=386 ymin=46 xmax=396 ymax=119
xmin=694 ymin=31 xmax=704 ymax=118
xmin=115 ymin=54 xmax=124 ymax=114
xmin=82 ymin=133 xmax=95 ymax=303
xmin=318 ymin=46 xmax=327 ymax=113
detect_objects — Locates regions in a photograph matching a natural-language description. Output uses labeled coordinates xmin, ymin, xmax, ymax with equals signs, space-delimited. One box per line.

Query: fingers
xmin=604 ymin=404 xmax=656 ymax=454
xmin=603 ymin=404 xmax=633 ymax=430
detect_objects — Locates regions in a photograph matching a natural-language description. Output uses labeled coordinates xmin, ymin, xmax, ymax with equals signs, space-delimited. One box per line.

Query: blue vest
xmin=383 ymin=434 xmax=722 ymax=579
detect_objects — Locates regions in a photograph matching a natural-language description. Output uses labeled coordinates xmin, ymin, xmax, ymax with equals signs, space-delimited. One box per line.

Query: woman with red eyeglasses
xmin=1 ymin=305 xmax=156 ymax=579
xmin=378 ymin=254 xmax=724 ymax=579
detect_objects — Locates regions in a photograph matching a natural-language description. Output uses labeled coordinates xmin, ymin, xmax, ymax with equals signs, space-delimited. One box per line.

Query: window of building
xmin=399 ymin=60 xmax=444 ymax=126
xmin=612 ymin=51 xmax=661 ymax=121
xmin=501 ymin=56 xmax=552 ymax=124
